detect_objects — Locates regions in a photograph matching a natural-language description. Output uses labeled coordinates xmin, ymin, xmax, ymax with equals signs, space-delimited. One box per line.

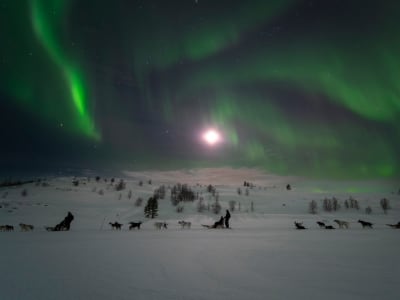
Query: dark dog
xmin=109 ymin=222 xmax=123 ymax=230
xmin=0 ymin=225 xmax=14 ymax=231
xmin=294 ymin=221 xmax=306 ymax=230
xmin=358 ymin=220 xmax=373 ymax=228
xmin=325 ymin=225 xmax=335 ymax=229
xmin=129 ymin=222 xmax=142 ymax=230
xmin=316 ymin=221 xmax=326 ymax=228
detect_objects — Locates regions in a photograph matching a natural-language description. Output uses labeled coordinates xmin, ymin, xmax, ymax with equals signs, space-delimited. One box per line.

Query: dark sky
xmin=1 ymin=0 xmax=399 ymax=178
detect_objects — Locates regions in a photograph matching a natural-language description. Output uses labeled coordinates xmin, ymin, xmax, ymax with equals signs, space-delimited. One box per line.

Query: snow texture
xmin=0 ymin=169 xmax=399 ymax=300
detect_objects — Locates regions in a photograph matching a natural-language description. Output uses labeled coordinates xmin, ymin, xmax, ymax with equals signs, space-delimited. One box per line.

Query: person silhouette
xmin=224 ymin=210 xmax=231 ymax=228
xmin=212 ymin=216 xmax=224 ymax=228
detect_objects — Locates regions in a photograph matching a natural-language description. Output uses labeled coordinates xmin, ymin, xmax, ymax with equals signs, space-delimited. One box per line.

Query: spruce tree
xmin=144 ymin=196 xmax=158 ymax=218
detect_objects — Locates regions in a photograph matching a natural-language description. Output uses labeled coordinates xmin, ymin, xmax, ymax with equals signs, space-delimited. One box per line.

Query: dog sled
xmin=45 ymin=212 xmax=74 ymax=232
xmin=202 ymin=211 xmax=231 ymax=229
xmin=201 ymin=224 xmax=231 ymax=229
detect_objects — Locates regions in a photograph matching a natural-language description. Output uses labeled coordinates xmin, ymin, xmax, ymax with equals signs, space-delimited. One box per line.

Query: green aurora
xmin=0 ymin=0 xmax=399 ymax=178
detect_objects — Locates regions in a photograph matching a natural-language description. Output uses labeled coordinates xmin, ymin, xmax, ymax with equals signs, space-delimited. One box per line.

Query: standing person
xmin=224 ymin=210 xmax=231 ymax=228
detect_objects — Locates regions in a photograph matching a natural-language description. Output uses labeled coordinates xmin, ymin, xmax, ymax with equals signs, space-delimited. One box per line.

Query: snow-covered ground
xmin=0 ymin=168 xmax=399 ymax=300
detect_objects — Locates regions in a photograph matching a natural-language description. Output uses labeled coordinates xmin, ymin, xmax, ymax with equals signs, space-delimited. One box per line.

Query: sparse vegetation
xmin=380 ymin=198 xmax=390 ymax=214
xmin=309 ymin=200 xmax=318 ymax=214
xmin=154 ymin=185 xmax=166 ymax=199
xmin=229 ymin=200 xmax=236 ymax=212
xmin=115 ymin=179 xmax=126 ymax=191
xmin=135 ymin=197 xmax=143 ymax=207
xmin=0 ymin=179 xmax=34 ymax=188
xmin=211 ymin=198 xmax=221 ymax=214
xmin=171 ymin=183 xmax=196 ymax=206
xmin=197 ymin=197 xmax=206 ymax=213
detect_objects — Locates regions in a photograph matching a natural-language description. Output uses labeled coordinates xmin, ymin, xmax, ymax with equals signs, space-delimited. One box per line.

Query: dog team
xmin=295 ymin=219 xmax=400 ymax=230
xmin=108 ymin=220 xmax=192 ymax=230
xmin=0 ymin=223 xmax=34 ymax=232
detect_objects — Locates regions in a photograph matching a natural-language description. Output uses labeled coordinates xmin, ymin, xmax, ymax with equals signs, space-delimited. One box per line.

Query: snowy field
xmin=0 ymin=168 xmax=399 ymax=300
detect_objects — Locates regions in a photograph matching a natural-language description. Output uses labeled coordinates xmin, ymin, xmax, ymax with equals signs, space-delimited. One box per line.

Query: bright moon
xmin=203 ymin=129 xmax=220 ymax=145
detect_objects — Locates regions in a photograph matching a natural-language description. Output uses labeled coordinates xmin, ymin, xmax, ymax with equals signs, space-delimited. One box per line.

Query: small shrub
xmin=211 ymin=199 xmax=221 ymax=214
xmin=344 ymin=200 xmax=349 ymax=209
xmin=309 ymin=200 xmax=318 ymax=214
xmin=135 ymin=197 xmax=143 ymax=207
xmin=323 ymin=198 xmax=332 ymax=212
xmin=154 ymin=185 xmax=166 ymax=199
xmin=332 ymin=197 xmax=340 ymax=211
xmin=380 ymin=198 xmax=390 ymax=214
xmin=229 ymin=200 xmax=236 ymax=212
xmin=197 ymin=198 xmax=206 ymax=213
xmin=115 ymin=179 xmax=126 ymax=191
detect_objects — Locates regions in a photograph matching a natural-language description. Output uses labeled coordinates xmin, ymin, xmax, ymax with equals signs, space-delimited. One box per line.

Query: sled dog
xmin=129 ymin=222 xmax=142 ymax=230
xmin=0 ymin=225 xmax=14 ymax=231
xmin=333 ymin=219 xmax=349 ymax=229
xmin=294 ymin=221 xmax=306 ymax=230
xmin=19 ymin=223 xmax=34 ymax=231
xmin=316 ymin=221 xmax=326 ymax=228
xmin=178 ymin=221 xmax=191 ymax=229
xmin=154 ymin=222 xmax=168 ymax=229
xmin=358 ymin=220 xmax=373 ymax=228
xmin=0 ymin=225 xmax=13 ymax=231
xmin=109 ymin=222 xmax=123 ymax=230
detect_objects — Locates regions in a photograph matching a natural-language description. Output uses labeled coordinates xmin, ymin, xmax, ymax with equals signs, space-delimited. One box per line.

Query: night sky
xmin=1 ymin=0 xmax=399 ymax=178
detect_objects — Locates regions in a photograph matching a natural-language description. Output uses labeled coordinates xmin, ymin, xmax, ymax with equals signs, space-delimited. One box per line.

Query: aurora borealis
xmin=0 ymin=0 xmax=399 ymax=178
